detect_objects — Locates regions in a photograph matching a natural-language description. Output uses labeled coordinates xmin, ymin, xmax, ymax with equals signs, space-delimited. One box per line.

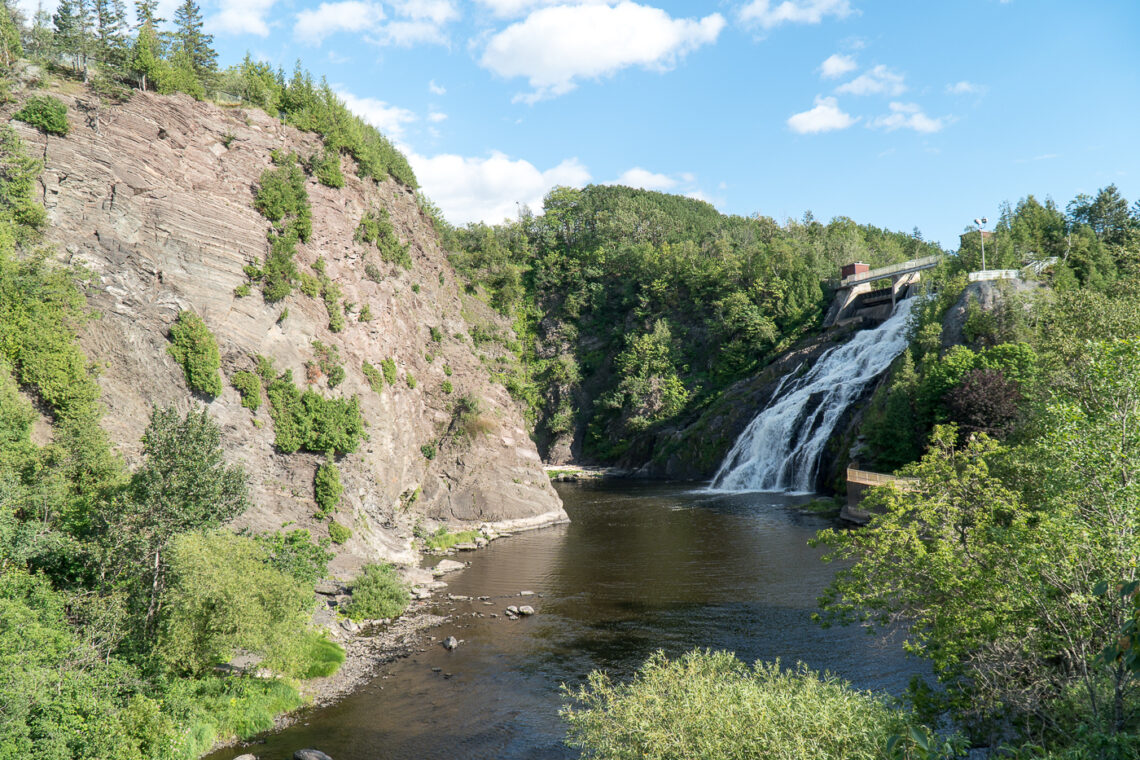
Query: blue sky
xmin=21 ymin=0 xmax=1140 ymax=248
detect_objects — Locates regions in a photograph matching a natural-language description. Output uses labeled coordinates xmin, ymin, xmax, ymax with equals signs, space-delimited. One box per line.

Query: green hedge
xmin=167 ymin=311 xmax=223 ymax=398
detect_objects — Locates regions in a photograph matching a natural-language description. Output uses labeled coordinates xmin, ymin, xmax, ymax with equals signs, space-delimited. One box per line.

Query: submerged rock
xmin=443 ymin=636 xmax=460 ymax=650
xmin=294 ymin=750 xmax=334 ymax=760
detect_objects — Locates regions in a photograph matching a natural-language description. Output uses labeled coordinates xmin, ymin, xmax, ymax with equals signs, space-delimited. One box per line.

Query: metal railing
xmin=846 ymin=466 xmax=918 ymax=489
xmin=841 ymin=255 xmax=943 ymax=287
xmin=968 ymin=269 xmax=1021 ymax=282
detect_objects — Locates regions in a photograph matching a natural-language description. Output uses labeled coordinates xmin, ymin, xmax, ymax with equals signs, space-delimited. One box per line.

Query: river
xmin=208 ymin=481 xmax=923 ymax=760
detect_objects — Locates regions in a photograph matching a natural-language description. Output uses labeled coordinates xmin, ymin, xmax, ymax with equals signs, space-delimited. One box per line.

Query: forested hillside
xmin=447 ymin=184 xmax=943 ymax=463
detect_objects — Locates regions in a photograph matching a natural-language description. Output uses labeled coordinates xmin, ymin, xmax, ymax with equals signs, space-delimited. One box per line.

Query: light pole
xmin=973 ymin=217 xmax=988 ymax=272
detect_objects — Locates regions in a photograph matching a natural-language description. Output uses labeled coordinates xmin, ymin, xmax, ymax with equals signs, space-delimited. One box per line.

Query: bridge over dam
xmin=823 ymin=255 xmax=943 ymax=327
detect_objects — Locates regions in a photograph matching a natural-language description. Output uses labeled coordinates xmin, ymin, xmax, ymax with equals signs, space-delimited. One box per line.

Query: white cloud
xmin=328 ymin=50 xmax=349 ymax=63
xmin=367 ymin=19 xmax=449 ymax=46
xmin=391 ymin=0 xmax=458 ymax=24
xmin=819 ymin=53 xmax=856 ymax=78
xmin=480 ymin=2 xmax=725 ymax=102
xmin=294 ymin=0 xmax=385 ymax=43
xmin=946 ymin=80 xmax=987 ymax=95
xmin=613 ymin=167 xmax=677 ymax=191
xmin=429 ymin=80 xmax=447 ymax=95
xmin=208 ymin=0 xmax=279 ymax=36
xmin=739 ymin=0 xmax=853 ymax=29
xmin=869 ymin=101 xmax=944 ymax=133
xmin=408 ymin=150 xmax=591 ymax=225
xmin=835 ymin=64 xmax=906 ymax=96
xmin=428 ymin=111 xmax=448 ymax=122
xmin=295 ymin=0 xmax=455 ymax=45
xmin=787 ymin=95 xmax=857 ymax=133
xmin=472 ymin=0 xmax=577 ymax=18
xmin=336 ymin=90 xmax=418 ymax=138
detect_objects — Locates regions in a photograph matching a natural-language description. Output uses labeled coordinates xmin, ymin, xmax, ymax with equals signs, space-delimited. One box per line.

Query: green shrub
xmin=312 ymin=340 xmax=345 ymax=388
xmin=254 ymin=528 xmax=333 ymax=586
xmin=361 ymin=361 xmax=384 ymax=392
xmin=0 ymin=126 xmax=48 ymax=234
xmin=314 ymin=458 xmax=342 ymax=516
xmin=443 ymin=364 xmax=452 ymax=376
xmin=424 ymin=526 xmax=479 ymax=551
xmin=562 ymin=650 xmax=912 ymax=760
xmin=265 ymin=371 xmax=365 ymax=454
xmin=412 ymin=282 xmax=420 ymax=293
xmin=346 ymin=563 xmax=409 ymax=621
xmin=359 ymin=303 xmax=373 ymax=321
xmin=157 ymin=531 xmax=313 ymax=676
xmin=381 ymin=357 xmax=397 ymax=385
xmin=163 ymin=674 xmax=304 ymax=756
xmin=167 ymin=311 xmax=223 ymax=398
xmin=255 ymin=354 xmax=277 ymax=384
xmin=299 ymin=271 xmax=321 ymax=297
xmin=420 ymin=443 xmax=436 ymax=460
xmin=364 ymin=261 xmax=383 ymax=282
xmin=406 ymin=373 xmax=417 ymax=389
xmin=233 ymin=283 xmax=251 ymax=297
xmin=441 ymin=380 xmax=453 ymax=394
xmin=308 ymin=148 xmax=345 ymax=188
xmin=230 ymin=370 xmax=262 ymax=410
xmin=328 ymin=520 xmax=351 ymax=544
xmin=429 ymin=326 xmax=442 ymax=342
xmin=254 ymin=162 xmax=311 ymax=301
xmin=356 ymin=207 xmax=411 ymax=269
xmin=13 ymin=94 xmax=69 ymax=136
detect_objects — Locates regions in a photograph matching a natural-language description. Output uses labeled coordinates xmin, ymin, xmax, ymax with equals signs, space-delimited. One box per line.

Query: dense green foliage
xmin=313 ymin=458 xmax=341 ymax=517
xmin=265 ymin=370 xmax=364 ymax=454
xmin=345 ymin=563 xmax=408 ymax=621
xmin=423 ymin=526 xmax=480 ymax=551
xmin=230 ymin=369 xmax=262 ymax=410
xmin=13 ymin=93 xmax=69 ymax=135
xmin=0 ymin=129 xmax=355 ymax=758
xmin=254 ymin=159 xmax=311 ymax=302
xmin=166 ymin=311 xmax=222 ymax=397
xmin=307 ymin=148 xmax=344 ymax=189
xmin=450 ymin=184 xmax=942 ymax=460
xmin=157 ymin=530 xmax=312 ymax=676
xmin=563 ymin=650 xmax=913 ymax=760
xmin=356 ymin=206 xmax=411 ymax=269
xmin=361 ymin=360 xmax=384 ymax=392
xmin=812 ymin=189 xmax=1140 ymax=757
xmin=327 ymin=520 xmax=351 ymax=545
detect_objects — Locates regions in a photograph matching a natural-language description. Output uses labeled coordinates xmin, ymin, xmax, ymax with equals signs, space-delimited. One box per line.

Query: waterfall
xmin=709 ymin=297 xmax=919 ymax=493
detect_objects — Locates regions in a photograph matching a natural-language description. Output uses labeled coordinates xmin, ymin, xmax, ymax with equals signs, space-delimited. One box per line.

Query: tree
xmin=53 ymin=0 xmax=93 ymax=78
xmin=0 ymin=1 xmax=21 ymax=70
xmin=128 ymin=18 xmax=163 ymax=91
xmin=157 ymin=530 xmax=310 ymax=675
xmin=91 ymin=0 xmax=127 ymax=70
xmin=100 ymin=406 xmax=248 ymax=632
xmin=1068 ymin=185 xmax=1133 ymax=246
xmin=172 ymin=0 xmax=214 ymax=79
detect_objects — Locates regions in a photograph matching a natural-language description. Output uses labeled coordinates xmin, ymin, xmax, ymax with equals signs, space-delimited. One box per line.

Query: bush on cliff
xmin=167 ymin=311 xmax=223 ymax=398
xmin=346 ymin=563 xmax=409 ymax=621
xmin=13 ymin=94 xmax=69 ymax=136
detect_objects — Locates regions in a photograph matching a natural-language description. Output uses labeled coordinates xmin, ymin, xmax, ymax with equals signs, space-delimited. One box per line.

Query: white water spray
xmin=710 ymin=298 xmax=919 ymax=493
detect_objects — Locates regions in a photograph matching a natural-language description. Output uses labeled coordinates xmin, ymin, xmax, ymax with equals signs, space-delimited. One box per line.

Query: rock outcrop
xmin=9 ymin=86 xmax=564 ymax=574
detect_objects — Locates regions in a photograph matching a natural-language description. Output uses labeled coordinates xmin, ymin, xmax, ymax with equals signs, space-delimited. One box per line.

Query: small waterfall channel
xmin=710 ymin=297 xmax=920 ymax=493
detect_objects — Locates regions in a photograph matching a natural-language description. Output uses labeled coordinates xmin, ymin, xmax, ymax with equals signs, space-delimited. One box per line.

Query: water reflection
xmin=207 ymin=481 xmax=924 ymax=760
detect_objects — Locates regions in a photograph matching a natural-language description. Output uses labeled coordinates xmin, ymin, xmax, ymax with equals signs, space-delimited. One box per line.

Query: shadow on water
xmin=207 ymin=480 xmax=927 ymax=760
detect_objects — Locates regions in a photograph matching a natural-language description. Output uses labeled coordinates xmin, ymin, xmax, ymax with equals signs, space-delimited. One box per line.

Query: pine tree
xmin=54 ymin=0 xmax=93 ymax=77
xmin=133 ymin=0 xmax=162 ymax=27
xmin=0 ymin=1 xmax=21 ymax=70
xmin=28 ymin=2 xmax=55 ymax=61
xmin=92 ymin=0 xmax=127 ymax=70
xmin=129 ymin=18 xmax=162 ymax=90
xmin=173 ymin=0 xmax=214 ymax=78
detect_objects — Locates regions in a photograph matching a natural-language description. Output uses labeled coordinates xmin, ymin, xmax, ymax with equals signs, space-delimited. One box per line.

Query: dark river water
xmin=208 ymin=481 xmax=923 ymax=760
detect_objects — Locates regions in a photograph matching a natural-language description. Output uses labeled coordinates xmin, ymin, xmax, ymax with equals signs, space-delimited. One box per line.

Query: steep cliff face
xmin=11 ymin=88 xmax=564 ymax=574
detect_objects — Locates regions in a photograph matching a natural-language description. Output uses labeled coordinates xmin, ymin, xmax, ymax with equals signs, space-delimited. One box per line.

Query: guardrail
xmin=968 ymin=269 xmax=1021 ymax=282
xmin=841 ymin=255 xmax=943 ymax=287
xmin=846 ymin=467 xmax=918 ymax=489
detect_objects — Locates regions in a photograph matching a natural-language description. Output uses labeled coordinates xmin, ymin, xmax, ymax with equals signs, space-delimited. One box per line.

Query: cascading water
xmin=710 ymin=297 xmax=920 ymax=493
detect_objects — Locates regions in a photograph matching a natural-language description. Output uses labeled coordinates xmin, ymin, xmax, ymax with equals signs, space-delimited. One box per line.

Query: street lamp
xmin=973 ymin=217 xmax=988 ymax=272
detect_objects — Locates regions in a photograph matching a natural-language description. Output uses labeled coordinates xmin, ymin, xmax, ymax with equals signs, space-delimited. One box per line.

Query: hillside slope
xmin=9 ymin=84 xmax=564 ymax=573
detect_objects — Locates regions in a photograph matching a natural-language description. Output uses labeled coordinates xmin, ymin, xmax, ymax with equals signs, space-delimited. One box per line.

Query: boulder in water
xmin=294 ymin=750 xmax=334 ymax=760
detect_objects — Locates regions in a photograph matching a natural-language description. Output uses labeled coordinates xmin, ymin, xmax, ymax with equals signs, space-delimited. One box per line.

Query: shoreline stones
xmin=294 ymin=750 xmax=334 ymax=760
xmin=443 ymin=635 xmax=460 ymax=650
